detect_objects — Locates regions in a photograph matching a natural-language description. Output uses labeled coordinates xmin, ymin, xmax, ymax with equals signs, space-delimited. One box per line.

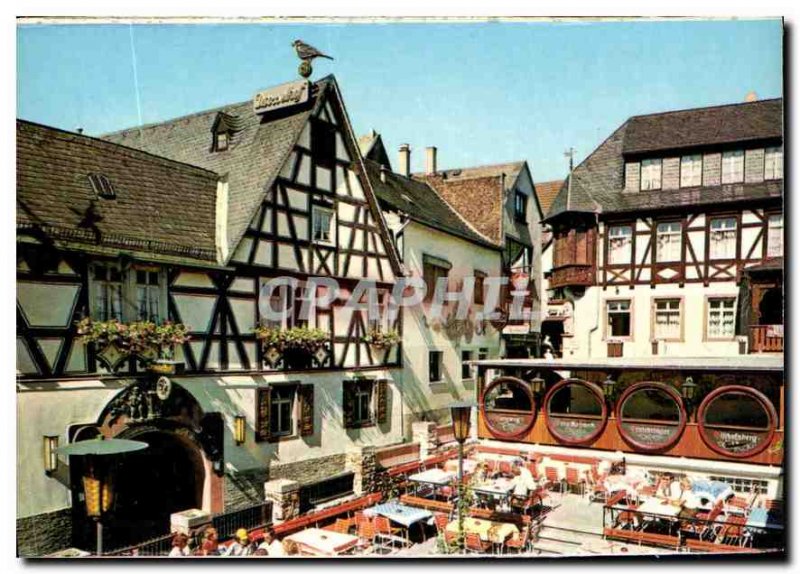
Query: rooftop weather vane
xmin=292 ymin=39 xmax=334 ymax=79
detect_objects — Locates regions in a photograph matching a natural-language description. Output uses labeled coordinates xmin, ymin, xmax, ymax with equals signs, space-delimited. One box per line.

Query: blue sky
xmin=17 ymin=19 xmax=782 ymax=182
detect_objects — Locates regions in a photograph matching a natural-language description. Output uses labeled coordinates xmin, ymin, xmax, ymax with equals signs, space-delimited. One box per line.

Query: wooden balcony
xmin=750 ymin=324 xmax=783 ymax=353
xmin=549 ymin=264 xmax=595 ymax=289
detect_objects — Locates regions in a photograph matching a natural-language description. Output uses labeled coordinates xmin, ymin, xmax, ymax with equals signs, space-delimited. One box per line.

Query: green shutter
xmin=255 ymin=387 xmax=271 ymax=442
xmin=376 ymin=379 xmax=388 ymax=425
xmin=299 ymin=384 xmax=314 ymax=437
xmin=343 ymin=381 xmax=355 ymax=429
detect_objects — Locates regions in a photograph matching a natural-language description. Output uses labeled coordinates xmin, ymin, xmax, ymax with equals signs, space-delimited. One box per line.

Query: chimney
xmin=398 ymin=144 xmax=411 ymax=177
xmin=745 ymin=91 xmax=758 ymax=102
xmin=76 ymin=127 xmax=84 ymax=135
xmin=425 ymin=146 xmax=438 ymax=175
xmin=380 ymin=165 xmax=388 ymax=183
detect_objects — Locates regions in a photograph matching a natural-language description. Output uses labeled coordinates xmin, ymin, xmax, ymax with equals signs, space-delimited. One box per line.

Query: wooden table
xmin=284 ymin=528 xmax=360 ymax=556
xmin=445 ymin=517 xmax=519 ymax=544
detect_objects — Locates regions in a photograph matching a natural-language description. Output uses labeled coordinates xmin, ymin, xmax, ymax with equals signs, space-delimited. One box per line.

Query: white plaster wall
xmin=561 ymin=281 xmax=742 ymax=359
xmin=17 ymin=367 xmax=403 ymax=520
xmin=399 ymin=222 xmax=503 ymax=432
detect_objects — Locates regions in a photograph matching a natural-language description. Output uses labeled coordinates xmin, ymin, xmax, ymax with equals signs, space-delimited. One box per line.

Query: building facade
xmin=361 ymin=135 xmax=504 ymax=433
xmin=542 ymin=98 xmax=783 ymax=360
xmin=17 ymin=76 xmax=406 ymax=555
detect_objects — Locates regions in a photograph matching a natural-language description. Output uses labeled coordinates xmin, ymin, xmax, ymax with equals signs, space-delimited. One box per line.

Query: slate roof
xmin=17 ymin=119 xmax=222 ymax=263
xmin=545 ymin=99 xmax=784 ymax=222
xmin=103 ymin=77 xmax=334 ymax=258
xmin=534 ymin=179 xmax=564 ymax=215
xmin=429 ymin=161 xmax=525 ymax=185
xmin=364 ymin=159 xmax=497 ymax=249
xmin=623 ymin=98 xmax=783 ymax=155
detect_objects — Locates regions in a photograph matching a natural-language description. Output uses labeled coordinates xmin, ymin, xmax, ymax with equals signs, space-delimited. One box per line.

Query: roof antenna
xmin=128 ymin=23 xmax=144 ymax=140
xmin=564 ymin=147 xmax=575 ymax=209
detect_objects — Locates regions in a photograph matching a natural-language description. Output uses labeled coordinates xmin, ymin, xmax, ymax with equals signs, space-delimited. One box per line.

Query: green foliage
xmin=76 ymin=317 xmax=189 ymax=358
xmin=362 ymin=328 xmax=401 ymax=349
xmin=254 ymin=325 xmax=329 ymax=353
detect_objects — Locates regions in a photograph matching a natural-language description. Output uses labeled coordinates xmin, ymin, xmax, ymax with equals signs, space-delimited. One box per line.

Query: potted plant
xmin=254 ymin=325 xmax=329 ymax=370
xmin=362 ymin=327 xmax=401 ymax=350
xmin=150 ymin=321 xmax=190 ymax=374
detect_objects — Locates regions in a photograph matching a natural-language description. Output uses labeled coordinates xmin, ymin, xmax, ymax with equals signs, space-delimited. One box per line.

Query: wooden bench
xmin=387 ymin=460 xmax=422 ymax=477
xmin=399 ymin=494 xmax=454 ymax=514
xmin=686 ymin=539 xmax=759 ymax=554
xmin=602 ymin=527 xmax=680 ymax=550
xmin=272 ymin=493 xmax=382 ymax=537
xmin=469 ymin=508 xmax=532 ymax=528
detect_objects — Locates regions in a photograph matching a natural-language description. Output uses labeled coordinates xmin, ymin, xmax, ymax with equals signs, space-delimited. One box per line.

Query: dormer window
xmin=88 ymin=173 xmax=115 ymax=199
xmin=214 ymin=131 xmax=229 ymax=152
xmin=640 ymin=159 xmax=662 ymax=191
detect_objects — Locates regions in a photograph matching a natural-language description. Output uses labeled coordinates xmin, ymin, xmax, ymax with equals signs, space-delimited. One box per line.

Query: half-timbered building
xmin=17 ymin=75 xmax=404 ymax=555
xmin=414 ymin=153 xmax=545 ymax=358
xmin=361 ymin=135 xmax=504 ymax=434
xmin=542 ymin=97 xmax=783 ymax=359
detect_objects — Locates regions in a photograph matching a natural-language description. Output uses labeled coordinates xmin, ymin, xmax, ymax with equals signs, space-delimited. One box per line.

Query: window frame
xmin=605 ymin=298 xmax=633 ymax=341
xmin=480 ymin=376 xmax=537 ymax=439
xmin=89 ymin=262 xmax=166 ymax=324
xmin=352 ymin=380 xmax=375 ymax=426
xmin=615 ymin=381 xmax=687 ymax=452
xmin=640 ymin=158 xmax=662 ymax=191
xmin=269 ymin=384 xmax=298 ymax=439
xmin=721 ymin=150 xmax=745 ymax=184
xmin=679 ymin=154 xmax=703 ymax=188
xmin=655 ymin=221 xmax=683 ymax=263
xmin=214 ymin=131 xmax=229 ymax=152
xmin=766 ymin=212 xmax=783 ymax=258
xmin=651 ymin=297 xmax=683 ymax=342
xmin=311 ymin=205 xmax=335 ymax=245
xmin=514 ymin=191 xmax=528 ymax=222
xmin=708 ymin=217 xmax=738 ymax=260
xmin=428 ymin=350 xmax=443 ymax=383
xmin=461 ymin=349 xmax=474 ymax=380
xmin=764 ymin=146 xmax=783 ymax=181
xmin=543 ymin=378 xmax=608 ymax=445
xmin=704 ymin=296 xmax=737 ymax=341
xmin=473 ymin=270 xmax=486 ymax=305
xmin=607 ymin=224 xmax=633 ymax=265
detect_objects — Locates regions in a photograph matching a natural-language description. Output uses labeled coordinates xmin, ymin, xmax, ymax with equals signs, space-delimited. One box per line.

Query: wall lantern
xmin=234 ymin=415 xmax=247 ymax=446
xmin=44 ymin=435 xmax=59 ymax=474
xmin=602 ymin=375 xmax=617 ymax=399
xmin=681 ymin=377 xmax=698 ymax=402
xmin=530 ymin=373 xmax=546 ymax=396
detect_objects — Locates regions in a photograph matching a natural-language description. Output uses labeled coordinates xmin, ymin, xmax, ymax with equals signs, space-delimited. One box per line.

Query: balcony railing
xmin=549 ymin=264 xmax=595 ymax=290
xmin=750 ymin=325 xmax=783 ymax=353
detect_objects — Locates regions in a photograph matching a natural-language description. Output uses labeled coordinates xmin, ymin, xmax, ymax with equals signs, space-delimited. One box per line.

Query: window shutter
xmin=255 ymin=387 xmax=271 ymax=442
xmin=299 ymin=384 xmax=314 ymax=437
xmin=343 ymin=380 xmax=355 ymax=429
xmin=376 ymin=379 xmax=388 ymax=425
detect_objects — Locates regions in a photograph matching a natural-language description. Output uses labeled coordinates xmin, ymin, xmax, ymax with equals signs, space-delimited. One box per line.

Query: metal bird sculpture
xmin=292 ymin=40 xmax=333 ymax=78
xmin=293 ymin=40 xmax=334 ymax=61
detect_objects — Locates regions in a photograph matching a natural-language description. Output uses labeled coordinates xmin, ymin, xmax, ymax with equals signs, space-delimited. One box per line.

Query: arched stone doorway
xmin=70 ymin=378 xmax=224 ymax=551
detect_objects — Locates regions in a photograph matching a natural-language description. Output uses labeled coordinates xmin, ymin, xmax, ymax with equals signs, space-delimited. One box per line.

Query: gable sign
xmin=253 ymin=80 xmax=310 ymax=115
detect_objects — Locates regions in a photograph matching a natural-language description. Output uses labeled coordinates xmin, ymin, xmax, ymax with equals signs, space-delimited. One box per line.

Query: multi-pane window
xmin=607 ymin=300 xmax=631 ymax=338
xmin=353 ymin=381 xmax=373 ymax=425
xmin=608 ymin=225 xmax=633 ymax=264
xmin=136 ymin=270 xmax=161 ymax=322
xmin=461 ymin=350 xmax=473 ymax=380
xmin=422 ymin=258 xmax=450 ymax=302
xmin=214 ymin=131 xmax=229 ymax=152
xmin=478 ymin=348 xmax=489 ymax=361
xmin=514 ymin=191 xmax=527 ymax=222
xmin=312 ymin=206 xmax=334 ymax=243
xmin=640 ymin=159 xmax=662 ymax=191
xmin=708 ymin=476 xmax=769 ymax=496
xmin=270 ymin=385 xmax=296 ymax=437
xmin=653 ymin=299 xmax=681 ymax=340
xmin=767 ymin=213 xmax=783 ymax=258
xmin=655 ymin=222 xmax=682 ymax=262
xmin=263 ymin=283 xmax=293 ymax=330
xmin=429 ymin=350 xmax=443 ymax=383
xmin=680 ymin=155 xmax=702 ymax=187
xmin=764 ymin=147 xmax=783 ymax=180
xmin=709 ymin=217 xmax=737 ymax=259
xmin=93 ymin=264 xmax=123 ymax=321
xmin=721 ymin=151 xmax=745 ymax=184
xmin=707 ymin=297 xmax=736 ymax=339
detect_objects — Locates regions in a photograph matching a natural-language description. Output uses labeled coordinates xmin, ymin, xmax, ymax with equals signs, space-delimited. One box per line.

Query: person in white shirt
xmin=221 ymin=529 xmax=254 ymax=557
xmin=168 ymin=532 xmax=191 ymax=557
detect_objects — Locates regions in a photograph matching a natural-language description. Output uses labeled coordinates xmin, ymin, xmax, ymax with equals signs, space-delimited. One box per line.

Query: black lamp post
xmin=450 ymin=401 xmax=476 ymax=552
xmin=57 ymin=437 xmax=147 ymax=556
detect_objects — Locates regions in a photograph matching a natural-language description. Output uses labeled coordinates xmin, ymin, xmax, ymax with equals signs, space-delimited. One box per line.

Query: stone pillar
xmin=412 ymin=421 xmax=438 ymax=460
xmin=345 ymin=446 xmax=377 ymax=495
xmin=263 ymin=479 xmax=300 ymax=523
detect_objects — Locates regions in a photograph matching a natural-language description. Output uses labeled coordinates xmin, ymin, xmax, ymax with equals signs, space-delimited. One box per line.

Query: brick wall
xmin=16 ymin=508 xmax=73 ymax=557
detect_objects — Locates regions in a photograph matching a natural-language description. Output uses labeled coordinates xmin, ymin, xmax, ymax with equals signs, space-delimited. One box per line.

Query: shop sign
xmin=620 ymin=422 xmax=679 ymax=447
xmin=485 ymin=411 xmax=532 ymax=436
xmin=707 ymin=429 xmax=767 ymax=454
xmin=253 ymin=80 xmax=310 ymax=115
xmin=550 ymin=417 xmax=602 ymax=441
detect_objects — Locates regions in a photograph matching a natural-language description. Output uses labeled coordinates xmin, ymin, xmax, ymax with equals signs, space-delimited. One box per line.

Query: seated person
xmin=221 ymin=528 xmax=254 ymax=557
xmin=254 ymin=530 xmax=288 ymax=557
